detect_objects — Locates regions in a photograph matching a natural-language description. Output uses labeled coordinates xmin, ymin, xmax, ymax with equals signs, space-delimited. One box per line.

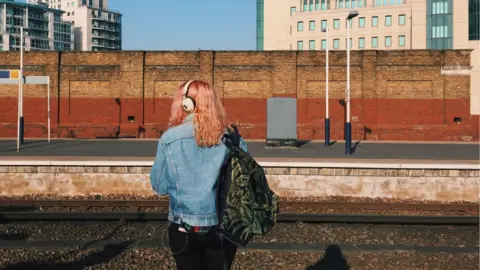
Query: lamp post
xmin=345 ymin=10 xmax=359 ymax=155
xmin=321 ymin=27 xmax=329 ymax=146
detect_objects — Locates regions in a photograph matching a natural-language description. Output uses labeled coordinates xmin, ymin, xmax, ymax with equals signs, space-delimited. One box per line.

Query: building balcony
xmin=92 ymin=24 xmax=120 ymax=32
xmin=92 ymin=33 xmax=119 ymax=41
xmin=28 ymin=14 xmax=49 ymax=21
xmin=28 ymin=24 xmax=49 ymax=31
xmin=92 ymin=16 xmax=121 ymax=25
xmin=92 ymin=42 xmax=119 ymax=50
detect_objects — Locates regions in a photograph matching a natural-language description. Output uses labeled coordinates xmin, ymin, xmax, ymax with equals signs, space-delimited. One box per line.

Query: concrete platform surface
xmin=0 ymin=139 xmax=478 ymax=161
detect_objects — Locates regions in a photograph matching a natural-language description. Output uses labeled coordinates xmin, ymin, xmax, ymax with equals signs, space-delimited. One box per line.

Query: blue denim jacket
xmin=149 ymin=114 xmax=248 ymax=227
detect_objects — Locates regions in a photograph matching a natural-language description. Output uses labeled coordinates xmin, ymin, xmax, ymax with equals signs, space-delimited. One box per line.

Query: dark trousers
xmin=168 ymin=222 xmax=238 ymax=270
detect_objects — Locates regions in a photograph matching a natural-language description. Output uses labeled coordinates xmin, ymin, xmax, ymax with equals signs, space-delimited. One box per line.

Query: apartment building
xmin=27 ymin=0 xmax=121 ymax=51
xmin=0 ymin=0 xmax=74 ymax=52
xmin=257 ymin=0 xmax=480 ymax=114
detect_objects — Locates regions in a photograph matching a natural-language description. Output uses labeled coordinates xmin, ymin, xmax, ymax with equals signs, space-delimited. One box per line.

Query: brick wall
xmin=0 ymin=50 xmax=478 ymax=141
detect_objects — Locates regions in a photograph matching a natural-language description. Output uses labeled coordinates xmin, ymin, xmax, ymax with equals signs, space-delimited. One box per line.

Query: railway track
xmin=0 ymin=199 xmax=478 ymax=225
xmin=0 ymin=199 xmax=477 ymax=213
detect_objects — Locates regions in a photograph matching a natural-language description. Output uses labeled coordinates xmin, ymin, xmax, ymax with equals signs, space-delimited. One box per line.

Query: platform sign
xmin=0 ymin=70 xmax=20 ymax=79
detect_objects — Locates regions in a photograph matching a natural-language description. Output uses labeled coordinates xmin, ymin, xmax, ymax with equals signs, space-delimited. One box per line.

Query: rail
xmin=0 ymin=199 xmax=477 ymax=213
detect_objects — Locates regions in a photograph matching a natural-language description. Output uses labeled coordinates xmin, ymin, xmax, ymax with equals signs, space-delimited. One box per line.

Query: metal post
xmin=20 ymin=27 xmax=24 ymax=145
xmin=345 ymin=10 xmax=358 ymax=155
xmin=346 ymin=18 xmax=351 ymax=154
xmin=324 ymin=26 xmax=330 ymax=146
xmin=47 ymin=79 xmax=51 ymax=144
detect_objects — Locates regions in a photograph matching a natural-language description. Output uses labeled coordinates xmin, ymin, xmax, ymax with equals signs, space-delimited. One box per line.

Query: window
xmin=385 ymin=15 xmax=392 ymax=26
xmin=309 ymin=20 xmax=315 ymax=31
xmin=399 ymin=14 xmax=406 ymax=25
xmin=385 ymin=36 xmax=392 ymax=47
xmin=333 ymin=39 xmax=340 ymax=49
xmin=315 ymin=0 xmax=320 ymax=10
xmin=470 ymin=0 xmax=480 ymax=40
xmin=372 ymin=36 xmax=378 ymax=48
xmin=334 ymin=19 xmax=340 ymax=29
xmin=290 ymin=7 xmax=296 ymax=15
xmin=297 ymin=40 xmax=304 ymax=50
xmin=321 ymin=20 xmax=327 ymax=30
xmin=359 ymin=17 xmax=365 ymax=28
xmin=309 ymin=0 xmax=314 ymax=11
xmin=372 ymin=16 xmax=378 ymax=27
xmin=321 ymin=39 xmax=327 ymax=49
xmin=427 ymin=0 xmax=454 ymax=49
xmin=399 ymin=35 xmax=406 ymax=46
xmin=309 ymin=40 xmax=315 ymax=50
xmin=297 ymin=21 xmax=304 ymax=31
xmin=358 ymin=37 xmax=365 ymax=48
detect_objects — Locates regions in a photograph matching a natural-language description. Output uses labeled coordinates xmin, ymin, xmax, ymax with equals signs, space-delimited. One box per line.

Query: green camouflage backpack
xmin=216 ymin=125 xmax=280 ymax=247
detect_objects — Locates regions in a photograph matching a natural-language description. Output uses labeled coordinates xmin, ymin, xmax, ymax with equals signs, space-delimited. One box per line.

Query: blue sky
xmin=19 ymin=0 xmax=257 ymax=50
xmin=107 ymin=0 xmax=256 ymax=50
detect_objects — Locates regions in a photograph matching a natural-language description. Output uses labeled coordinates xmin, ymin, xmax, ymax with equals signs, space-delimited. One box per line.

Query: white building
xmin=0 ymin=0 xmax=74 ymax=52
xmin=27 ymin=0 xmax=122 ymax=51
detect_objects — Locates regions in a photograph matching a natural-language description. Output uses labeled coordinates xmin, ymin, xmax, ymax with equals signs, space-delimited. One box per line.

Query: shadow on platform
xmin=306 ymin=244 xmax=350 ymax=270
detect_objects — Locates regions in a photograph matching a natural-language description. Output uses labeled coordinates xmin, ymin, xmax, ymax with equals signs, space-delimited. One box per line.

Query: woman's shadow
xmin=306 ymin=245 xmax=350 ymax=270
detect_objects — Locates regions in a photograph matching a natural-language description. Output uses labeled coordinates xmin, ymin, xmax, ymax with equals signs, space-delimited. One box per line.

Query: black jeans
xmin=168 ymin=222 xmax=238 ymax=270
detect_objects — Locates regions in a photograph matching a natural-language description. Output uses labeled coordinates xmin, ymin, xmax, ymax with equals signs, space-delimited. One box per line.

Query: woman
xmin=150 ymin=79 xmax=248 ymax=270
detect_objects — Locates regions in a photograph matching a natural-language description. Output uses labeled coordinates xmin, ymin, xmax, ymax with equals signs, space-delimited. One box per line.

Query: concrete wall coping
xmin=0 ymin=157 xmax=478 ymax=170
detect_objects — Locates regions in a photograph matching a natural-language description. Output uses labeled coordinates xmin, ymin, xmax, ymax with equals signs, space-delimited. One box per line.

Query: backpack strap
xmin=223 ymin=124 xmax=241 ymax=149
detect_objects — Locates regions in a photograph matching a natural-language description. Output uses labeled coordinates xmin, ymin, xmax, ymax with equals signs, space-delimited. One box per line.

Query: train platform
xmin=0 ymin=139 xmax=478 ymax=202
xmin=0 ymin=138 xmax=478 ymax=161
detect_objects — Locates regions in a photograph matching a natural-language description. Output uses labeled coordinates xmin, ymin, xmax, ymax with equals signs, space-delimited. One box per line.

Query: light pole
xmin=321 ymin=27 xmax=329 ymax=146
xmin=345 ymin=10 xmax=359 ymax=155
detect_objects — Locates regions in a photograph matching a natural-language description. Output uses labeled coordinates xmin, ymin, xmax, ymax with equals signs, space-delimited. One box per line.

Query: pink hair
xmin=168 ymin=80 xmax=229 ymax=147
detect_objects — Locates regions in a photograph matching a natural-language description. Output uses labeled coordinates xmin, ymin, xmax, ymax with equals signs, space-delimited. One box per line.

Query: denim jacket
xmin=149 ymin=114 xmax=248 ymax=227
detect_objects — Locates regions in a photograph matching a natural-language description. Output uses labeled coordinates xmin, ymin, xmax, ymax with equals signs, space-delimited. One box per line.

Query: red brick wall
xmin=0 ymin=50 xmax=477 ymax=141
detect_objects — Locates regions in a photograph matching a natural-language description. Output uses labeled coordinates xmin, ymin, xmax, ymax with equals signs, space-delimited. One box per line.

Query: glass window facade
xmin=256 ymin=0 xmax=264 ymax=50
xmin=427 ymin=0 xmax=453 ymax=49
xmin=469 ymin=0 xmax=480 ymax=40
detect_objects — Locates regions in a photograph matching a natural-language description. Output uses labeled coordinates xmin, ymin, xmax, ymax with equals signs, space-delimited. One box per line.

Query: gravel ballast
xmin=0 ymin=248 xmax=478 ymax=270
xmin=0 ymin=221 xmax=478 ymax=247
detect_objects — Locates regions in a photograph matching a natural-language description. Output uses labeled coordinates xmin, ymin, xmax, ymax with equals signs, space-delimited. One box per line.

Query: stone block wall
xmin=0 ymin=165 xmax=478 ymax=202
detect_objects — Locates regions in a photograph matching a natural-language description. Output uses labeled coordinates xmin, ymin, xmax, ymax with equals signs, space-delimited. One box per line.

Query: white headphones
xmin=182 ymin=80 xmax=196 ymax=113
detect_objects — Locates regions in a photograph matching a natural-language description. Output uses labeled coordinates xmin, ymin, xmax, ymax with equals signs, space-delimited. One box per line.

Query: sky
xmin=18 ymin=0 xmax=257 ymax=50
xmin=106 ymin=0 xmax=257 ymax=51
